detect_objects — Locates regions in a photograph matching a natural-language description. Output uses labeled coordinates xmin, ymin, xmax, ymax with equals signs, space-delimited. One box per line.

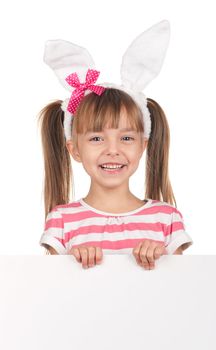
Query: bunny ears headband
xmin=43 ymin=20 xmax=170 ymax=141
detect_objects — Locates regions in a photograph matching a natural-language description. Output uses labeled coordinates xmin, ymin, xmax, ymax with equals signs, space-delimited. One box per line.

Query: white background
xmin=0 ymin=0 xmax=215 ymax=254
xmin=1 ymin=255 xmax=216 ymax=349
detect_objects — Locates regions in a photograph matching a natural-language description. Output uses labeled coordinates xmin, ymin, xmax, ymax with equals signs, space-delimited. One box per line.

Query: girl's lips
xmin=100 ymin=163 xmax=126 ymax=166
xmin=99 ymin=164 xmax=126 ymax=175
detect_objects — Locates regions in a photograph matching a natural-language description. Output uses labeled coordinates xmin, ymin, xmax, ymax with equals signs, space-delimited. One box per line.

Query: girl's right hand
xmin=70 ymin=246 xmax=103 ymax=269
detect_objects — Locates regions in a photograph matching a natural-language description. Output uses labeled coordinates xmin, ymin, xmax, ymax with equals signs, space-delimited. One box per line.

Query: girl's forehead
xmin=103 ymin=112 xmax=136 ymax=130
xmin=73 ymin=105 xmax=144 ymax=137
xmin=103 ymin=126 xmax=136 ymax=132
xmin=84 ymin=124 xmax=138 ymax=134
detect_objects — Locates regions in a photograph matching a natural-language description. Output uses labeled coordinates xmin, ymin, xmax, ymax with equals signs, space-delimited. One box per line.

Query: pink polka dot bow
xmin=65 ymin=69 xmax=106 ymax=114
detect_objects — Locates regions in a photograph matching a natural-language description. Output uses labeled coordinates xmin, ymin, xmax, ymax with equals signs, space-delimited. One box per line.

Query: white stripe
xmin=46 ymin=210 xmax=63 ymax=220
xmin=165 ymin=229 xmax=191 ymax=245
xmin=43 ymin=228 xmax=63 ymax=239
xmin=64 ymin=213 xmax=175 ymax=232
xmin=53 ymin=203 xmax=85 ymax=215
xmin=172 ymin=211 xmax=185 ymax=223
xmin=165 ymin=232 xmax=193 ymax=254
xmin=39 ymin=236 xmax=67 ymax=255
xmin=152 ymin=201 xmax=175 ymax=208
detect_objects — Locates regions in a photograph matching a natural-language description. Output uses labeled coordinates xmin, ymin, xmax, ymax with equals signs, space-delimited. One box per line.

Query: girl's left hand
xmin=132 ymin=240 xmax=167 ymax=270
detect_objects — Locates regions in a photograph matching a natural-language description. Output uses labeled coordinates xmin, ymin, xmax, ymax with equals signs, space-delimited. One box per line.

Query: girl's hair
xmin=38 ymin=88 xmax=176 ymax=219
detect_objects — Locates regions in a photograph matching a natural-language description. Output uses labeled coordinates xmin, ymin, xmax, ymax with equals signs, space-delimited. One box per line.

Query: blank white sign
xmin=0 ymin=255 xmax=215 ymax=350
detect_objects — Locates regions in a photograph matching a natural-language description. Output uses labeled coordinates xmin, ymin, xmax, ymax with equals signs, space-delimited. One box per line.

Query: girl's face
xmin=67 ymin=110 xmax=147 ymax=189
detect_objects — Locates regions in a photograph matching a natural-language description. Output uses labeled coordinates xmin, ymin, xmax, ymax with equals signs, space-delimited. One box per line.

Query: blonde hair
xmin=37 ymin=88 xmax=176 ymax=219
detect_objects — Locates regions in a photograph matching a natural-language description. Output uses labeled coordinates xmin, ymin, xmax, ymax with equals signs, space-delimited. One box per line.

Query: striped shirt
xmin=39 ymin=198 xmax=193 ymax=255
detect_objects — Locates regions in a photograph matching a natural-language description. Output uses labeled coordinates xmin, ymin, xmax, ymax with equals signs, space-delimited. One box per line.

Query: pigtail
xmin=37 ymin=100 xmax=73 ymax=219
xmin=145 ymin=98 xmax=177 ymax=207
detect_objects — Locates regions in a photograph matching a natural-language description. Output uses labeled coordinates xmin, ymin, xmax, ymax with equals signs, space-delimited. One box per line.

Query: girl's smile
xmin=99 ymin=162 xmax=127 ymax=175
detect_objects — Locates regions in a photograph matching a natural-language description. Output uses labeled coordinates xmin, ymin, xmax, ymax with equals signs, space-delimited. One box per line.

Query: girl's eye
xmin=89 ymin=136 xmax=135 ymax=142
xmin=122 ymin=136 xmax=134 ymax=141
xmin=89 ymin=136 xmax=103 ymax=142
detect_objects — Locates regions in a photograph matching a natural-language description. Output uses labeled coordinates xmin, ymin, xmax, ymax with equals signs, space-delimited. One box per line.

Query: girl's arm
xmin=173 ymin=246 xmax=183 ymax=255
xmin=46 ymin=245 xmax=58 ymax=255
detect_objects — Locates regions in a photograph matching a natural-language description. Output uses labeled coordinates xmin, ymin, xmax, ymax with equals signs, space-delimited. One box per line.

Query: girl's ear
xmin=141 ymin=139 xmax=148 ymax=153
xmin=138 ymin=139 xmax=148 ymax=159
xmin=144 ymin=139 xmax=148 ymax=150
xmin=66 ymin=140 xmax=82 ymax=163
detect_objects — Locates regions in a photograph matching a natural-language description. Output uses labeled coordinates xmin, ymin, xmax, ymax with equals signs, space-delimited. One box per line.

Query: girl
xmin=38 ymin=21 xmax=193 ymax=270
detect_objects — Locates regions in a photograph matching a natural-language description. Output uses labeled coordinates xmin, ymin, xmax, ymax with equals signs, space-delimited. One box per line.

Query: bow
xmin=65 ymin=69 xmax=105 ymax=114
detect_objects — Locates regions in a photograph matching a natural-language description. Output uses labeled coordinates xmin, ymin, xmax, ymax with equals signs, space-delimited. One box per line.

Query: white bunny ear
xmin=43 ymin=39 xmax=95 ymax=91
xmin=121 ymin=20 xmax=170 ymax=92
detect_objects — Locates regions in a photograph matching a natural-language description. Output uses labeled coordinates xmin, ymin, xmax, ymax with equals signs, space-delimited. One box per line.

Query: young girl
xmin=38 ymin=21 xmax=193 ymax=270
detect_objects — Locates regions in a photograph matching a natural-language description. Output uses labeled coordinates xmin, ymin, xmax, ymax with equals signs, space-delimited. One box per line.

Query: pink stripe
xmin=134 ymin=205 xmax=180 ymax=216
xmin=66 ymin=202 xmax=82 ymax=208
xmin=165 ymin=221 xmax=185 ymax=236
xmin=62 ymin=205 xmax=180 ymax=222
xmin=63 ymin=210 xmax=106 ymax=223
xmin=64 ymin=222 xmax=166 ymax=243
xmin=56 ymin=201 xmax=81 ymax=209
xmin=45 ymin=218 xmax=64 ymax=230
xmin=71 ymin=238 xmax=164 ymax=250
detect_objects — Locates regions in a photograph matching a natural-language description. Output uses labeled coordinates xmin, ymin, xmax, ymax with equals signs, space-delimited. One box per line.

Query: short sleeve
xmin=39 ymin=207 xmax=67 ymax=254
xmin=164 ymin=208 xmax=193 ymax=255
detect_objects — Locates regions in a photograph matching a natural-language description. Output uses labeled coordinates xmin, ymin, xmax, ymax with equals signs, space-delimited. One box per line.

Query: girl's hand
xmin=132 ymin=240 xmax=167 ymax=270
xmin=70 ymin=246 xmax=103 ymax=269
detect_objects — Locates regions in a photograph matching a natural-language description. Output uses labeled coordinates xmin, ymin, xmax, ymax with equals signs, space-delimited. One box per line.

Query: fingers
xmin=95 ymin=247 xmax=103 ymax=265
xmin=133 ymin=240 xmax=166 ymax=270
xmin=133 ymin=242 xmax=143 ymax=266
xmin=70 ymin=247 xmax=81 ymax=263
xmin=154 ymin=245 xmax=166 ymax=259
xmin=71 ymin=241 xmax=165 ymax=270
xmin=70 ymin=246 xmax=103 ymax=269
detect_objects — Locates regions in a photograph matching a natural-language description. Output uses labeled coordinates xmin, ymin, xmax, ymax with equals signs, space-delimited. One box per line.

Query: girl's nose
xmin=105 ymin=140 xmax=120 ymax=156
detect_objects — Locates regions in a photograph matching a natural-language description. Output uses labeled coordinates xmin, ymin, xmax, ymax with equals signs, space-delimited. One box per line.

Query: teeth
xmin=101 ymin=164 xmax=123 ymax=169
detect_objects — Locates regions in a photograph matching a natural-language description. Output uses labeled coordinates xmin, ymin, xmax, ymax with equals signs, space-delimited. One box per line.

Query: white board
xmin=0 ymin=255 xmax=215 ymax=350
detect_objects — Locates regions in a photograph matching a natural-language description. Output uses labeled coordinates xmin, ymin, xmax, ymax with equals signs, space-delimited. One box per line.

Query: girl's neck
xmin=83 ymin=186 xmax=145 ymax=214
